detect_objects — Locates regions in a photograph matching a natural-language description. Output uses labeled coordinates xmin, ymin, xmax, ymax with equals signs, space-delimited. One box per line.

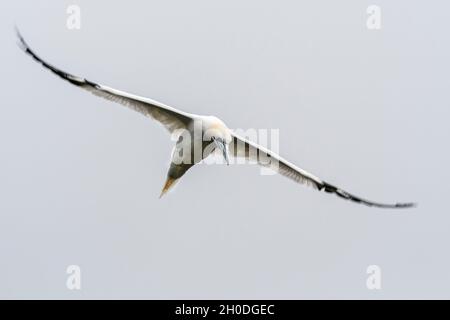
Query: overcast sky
xmin=1 ymin=0 xmax=449 ymax=299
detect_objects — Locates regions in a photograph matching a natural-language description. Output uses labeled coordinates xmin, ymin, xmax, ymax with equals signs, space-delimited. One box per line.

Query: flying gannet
xmin=16 ymin=29 xmax=415 ymax=208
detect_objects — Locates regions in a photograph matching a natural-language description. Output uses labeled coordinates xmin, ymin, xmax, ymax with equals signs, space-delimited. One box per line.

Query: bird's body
xmin=162 ymin=115 xmax=232 ymax=197
xmin=16 ymin=29 xmax=415 ymax=208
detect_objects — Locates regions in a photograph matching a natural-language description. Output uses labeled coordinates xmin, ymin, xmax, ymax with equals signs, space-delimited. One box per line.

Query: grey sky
xmin=0 ymin=0 xmax=449 ymax=299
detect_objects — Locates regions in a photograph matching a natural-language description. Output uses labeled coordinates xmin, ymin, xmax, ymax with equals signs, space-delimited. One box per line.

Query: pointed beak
xmin=213 ymin=138 xmax=229 ymax=165
xmin=223 ymin=144 xmax=230 ymax=165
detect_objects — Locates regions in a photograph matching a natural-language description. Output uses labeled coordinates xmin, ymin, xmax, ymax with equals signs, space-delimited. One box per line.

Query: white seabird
xmin=16 ymin=30 xmax=415 ymax=208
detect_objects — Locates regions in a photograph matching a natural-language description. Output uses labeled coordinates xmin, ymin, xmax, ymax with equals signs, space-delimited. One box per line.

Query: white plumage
xmin=16 ymin=29 xmax=415 ymax=208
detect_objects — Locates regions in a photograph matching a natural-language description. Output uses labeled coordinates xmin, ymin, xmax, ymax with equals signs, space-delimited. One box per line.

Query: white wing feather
xmin=16 ymin=29 xmax=193 ymax=134
xmin=230 ymin=133 xmax=415 ymax=208
xmin=16 ymin=29 xmax=415 ymax=208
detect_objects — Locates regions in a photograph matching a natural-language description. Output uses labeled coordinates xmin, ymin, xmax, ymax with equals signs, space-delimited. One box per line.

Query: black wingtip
xmin=14 ymin=25 xmax=26 ymax=51
xmin=14 ymin=25 xmax=34 ymax=59
xmin=393 ymin=202 xmax=417 ymax=209
xmin=321 ymin=182 xmax=416 ymax=209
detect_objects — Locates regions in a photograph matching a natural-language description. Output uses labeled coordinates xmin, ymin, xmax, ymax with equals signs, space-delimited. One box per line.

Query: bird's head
xmin=203 ymin=117 xmax=232 ymax=165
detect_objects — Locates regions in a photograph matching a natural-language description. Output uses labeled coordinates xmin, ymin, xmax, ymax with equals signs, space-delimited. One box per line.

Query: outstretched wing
xmin=16 ymin=29 xmax=193 ymax=134
xmin=230 ymin=133 xmax=415 ymax=208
